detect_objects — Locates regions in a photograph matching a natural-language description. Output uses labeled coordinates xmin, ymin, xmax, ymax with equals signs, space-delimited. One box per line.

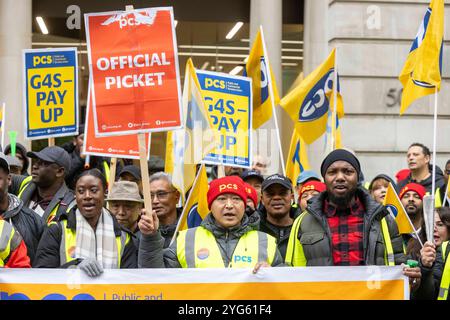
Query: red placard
xmin=83 ymin=85 xmax=150 ymax=159
xmin=85 ymin=7 xmax=182 ymax=136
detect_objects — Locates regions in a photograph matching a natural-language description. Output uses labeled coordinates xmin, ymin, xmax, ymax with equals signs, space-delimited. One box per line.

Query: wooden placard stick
xmin=138 ymin=133 xmax=152 ymax=216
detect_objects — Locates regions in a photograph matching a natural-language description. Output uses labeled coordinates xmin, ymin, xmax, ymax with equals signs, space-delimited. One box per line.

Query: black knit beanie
xmin=320 ymin=149 xmax=361 ymax=179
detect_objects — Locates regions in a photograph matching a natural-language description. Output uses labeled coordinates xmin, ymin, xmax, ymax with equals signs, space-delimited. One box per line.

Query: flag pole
xmin=1 ymin=102 xmax=5 ymax=151
xmin=170 ymin=163 xmax=205 ymax=246
xmin=260 ymin=26 xmax=286 ymax=176
xmin=331 ymin=47 xmax=338 ymax=151
xmin=391 ymin=182 xmax=424 ymax=248
xmin=431 ymin=86 xmax=438 ymax=203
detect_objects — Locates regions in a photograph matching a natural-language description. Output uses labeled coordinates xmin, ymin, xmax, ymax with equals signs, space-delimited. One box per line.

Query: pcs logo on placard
xmin=205 ymin=78 xmax=225 ymax=90
xmin=33 ymin=55 xmax=52 ymax=67
xmin=298 ymin=69 xmax=335 ymax=122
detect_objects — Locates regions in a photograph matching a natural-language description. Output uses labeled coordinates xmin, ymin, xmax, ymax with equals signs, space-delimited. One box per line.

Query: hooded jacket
xmin=257 ymin=205 xmax=300 ymax=260
xmin=138 ymin=212 xmax=284 ymax=268
xmin=33 ymin=206 xmax=137 ymax=268
xmin=0 ymin=194 xmax=45 ymax=264
xmin=398 ymin=164 xmax=446 ymax=194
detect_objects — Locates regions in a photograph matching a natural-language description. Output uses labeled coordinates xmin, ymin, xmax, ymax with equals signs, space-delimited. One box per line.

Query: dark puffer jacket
xmin=257 ymin=205 xmax=300 ymax=260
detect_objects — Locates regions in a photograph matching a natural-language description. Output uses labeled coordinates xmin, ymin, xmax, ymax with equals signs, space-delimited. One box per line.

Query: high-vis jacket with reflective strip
xmin=438 ymin=241 xmax=450 ymax=300
xmin=177 ymin=227 xmax=278 ymax=268
xmin=17 ymin=175 xmax=74 ymax=226
xmin=58 ymin=220 xmax=130 ymax=268
xmin=0 ymin=220 xmax=31 ymax=267
xmin=33 ymin=206 xmax=138 ymax=269
xmin=285 ymin=188 xmax=406 ymax=267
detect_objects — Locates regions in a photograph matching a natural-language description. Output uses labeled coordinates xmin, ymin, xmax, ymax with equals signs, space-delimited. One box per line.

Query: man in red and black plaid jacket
xmin=286 ymin=149 xmax=434 ymax=299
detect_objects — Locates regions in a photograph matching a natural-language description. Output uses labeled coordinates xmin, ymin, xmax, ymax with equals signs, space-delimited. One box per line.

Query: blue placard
xmin=23 ymin=48 xmax=79 ymax=139
xmin=196 ymin=70 xmax=253 ymax=168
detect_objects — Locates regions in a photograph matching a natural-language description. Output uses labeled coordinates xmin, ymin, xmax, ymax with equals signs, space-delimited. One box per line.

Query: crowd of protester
xmin=1 ymin=132 xmax=450 ymax=300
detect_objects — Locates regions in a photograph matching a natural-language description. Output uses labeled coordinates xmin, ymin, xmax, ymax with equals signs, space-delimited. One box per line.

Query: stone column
xmin=0 ymin=0 xmax=32 ymax=150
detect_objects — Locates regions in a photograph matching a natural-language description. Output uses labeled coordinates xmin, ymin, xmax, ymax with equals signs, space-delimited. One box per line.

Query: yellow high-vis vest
xmin=285 ymin=213 xmax=395 ymax=266
xmin=176 ymin=226 xmax=277 ymax=268
xmin=58 ymin=220 xmax=130 ymax=268
xmin=0 ymin=220 xmax=21 ymax=267
xmin=438 ymin=241 xmax=450 ymax=300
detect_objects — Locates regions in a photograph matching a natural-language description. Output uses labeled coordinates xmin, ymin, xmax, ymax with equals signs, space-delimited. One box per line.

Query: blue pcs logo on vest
xmin=298 ymin=69 xmax=335 ymax=122
xmin=234 ymin=255 xmax=252 ymax=263
xmin=196 ymin=248 xmax=210 ymax=260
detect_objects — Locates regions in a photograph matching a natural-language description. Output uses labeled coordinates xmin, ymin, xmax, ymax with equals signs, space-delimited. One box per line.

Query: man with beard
xmin=10 ymin=146 xmax=74 ymax=226
xmin=285 ymin=149 xmax=424 ymax=295
xmin=257 ymin=174 xmax=299 ymax=260
xmin=400 ymin=183 xmax=426 ymax=232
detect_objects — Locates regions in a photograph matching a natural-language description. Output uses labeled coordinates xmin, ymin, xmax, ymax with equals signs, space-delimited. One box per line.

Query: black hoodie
xmin=398 ymin=164 xmax=446 ymax=194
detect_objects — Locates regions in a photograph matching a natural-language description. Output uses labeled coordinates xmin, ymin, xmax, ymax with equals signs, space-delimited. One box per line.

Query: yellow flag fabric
xmin=399 ymin=0 xmax=443 ymax=115
xmin=174 ymin=165 xmax=210 ymax=238
xmin=244 ymin=28 xmax=280 ymax=129
xmin=286 ymin=128 xmax=311 ymax=186
xmin=280 ymin=48 xmax=344 ymax=144
xmin=383 ymin=183 xmax=414 ymax=234
xmin=165 ymin=59 xmax=215 ymax=203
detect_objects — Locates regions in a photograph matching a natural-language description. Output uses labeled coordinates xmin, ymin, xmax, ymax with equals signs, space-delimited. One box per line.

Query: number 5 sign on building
xmin=85 ymin=7 xmax=183 ymax=136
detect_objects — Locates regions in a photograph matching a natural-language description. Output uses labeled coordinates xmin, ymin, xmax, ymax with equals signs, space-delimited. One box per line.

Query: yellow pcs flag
xmin=286 ymin=128 xmax=311 ymax=186
xmin=166 ymin=59 xmax=216 ymax=203
xmin=280 ymin=48 xmax=344 ymax=144
xmin=399 ymin=0 xmax=443 ymax=115
xmin=244 ymin=28 xmax=280 ymax=129
xmin=172 ymin=164 xmax=210 ymax=243
xmin=383 ymin=183 xmax=415 ymax=234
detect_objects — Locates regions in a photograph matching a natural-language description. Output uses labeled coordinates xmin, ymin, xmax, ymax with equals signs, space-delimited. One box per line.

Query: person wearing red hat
xmin=399 ymin=183 xmax=426 ymax=231
xmin=244 ymin=183 xmax=258 ymax=211
xmin=138 ymin=176 xmax=284 ymax=272
xmin=298 ymin=180 xmax=326 ymax=211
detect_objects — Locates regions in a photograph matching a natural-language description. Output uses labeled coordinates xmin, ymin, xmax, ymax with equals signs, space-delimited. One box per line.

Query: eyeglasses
xmin=150 ymin=191 xmax=175 ymax=200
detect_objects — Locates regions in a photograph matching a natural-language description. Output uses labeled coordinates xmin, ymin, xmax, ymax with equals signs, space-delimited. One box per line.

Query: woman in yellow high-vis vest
xmin=138 ymin=176 xmax=284 ymax=272
xmin=33 ymin=169 xmax=137 ymax=276
xmin=428 ymin=207 xmax=450 ymax=299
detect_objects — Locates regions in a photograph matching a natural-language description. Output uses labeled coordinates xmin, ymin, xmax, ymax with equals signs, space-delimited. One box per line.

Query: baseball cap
xmin=241 ymin=170 xmax=264 ymax=183
xmin=0 ymin=152 xmax=10 ymax=173
xmin=5 ymin=155 xmax=21 ymax=169
xmin=119 ymin=165 xmax=141 ymax=181
xmin=262 ymin=174 xmax=292 ymax=192
xmin=296 ymin=170 xmax=321 ymax=185
xmin=106 ymin=181 xmax=143 ymax=203
xmin=27 ymin=146 xmax=71 ymax=173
